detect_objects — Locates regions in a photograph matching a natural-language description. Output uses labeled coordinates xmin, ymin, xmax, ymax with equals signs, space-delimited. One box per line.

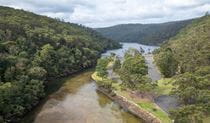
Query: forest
xmin=0 ymin=6 xmax=120 ymax=122
xmin=1 ymin=4 xmax=210 ymax=123
xmin=93 ymin=49 xmax=172 ymax=123
xmin=154 ymin=15 xmax=210 ymax=122
xmin=95 ymin=19 xmax=192 ymax=45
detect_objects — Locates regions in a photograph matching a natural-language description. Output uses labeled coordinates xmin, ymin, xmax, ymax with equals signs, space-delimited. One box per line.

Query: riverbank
xmin=92 ymin=72 xmax=171 ymax=123
xmin=97 ymin=87 xmax=161 ymax=123
xmin=21 ymin=69 xmax=94 ymax=123
xmin=23 ymin=69 xmax=143 ymax=123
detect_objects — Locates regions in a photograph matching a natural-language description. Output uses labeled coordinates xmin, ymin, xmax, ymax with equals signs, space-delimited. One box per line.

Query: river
xmin=23 ymin=43 xmax=158 ymax=123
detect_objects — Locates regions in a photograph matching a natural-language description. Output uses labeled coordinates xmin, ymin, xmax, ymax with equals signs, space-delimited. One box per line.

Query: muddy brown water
xmin=23 ymin=71 xmax=144 ymax=123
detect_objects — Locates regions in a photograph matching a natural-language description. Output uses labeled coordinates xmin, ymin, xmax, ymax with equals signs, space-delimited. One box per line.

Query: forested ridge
xmin=0 ymin=6 xmax=120 ymax=122
xmin=95 ymin=19 xmax=193 ymax=45
xmin=154 ymin=15 xmax=210 ymax=122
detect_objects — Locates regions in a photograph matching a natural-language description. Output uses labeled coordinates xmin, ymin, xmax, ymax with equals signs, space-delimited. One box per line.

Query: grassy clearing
xmin=203 ymin=116 xmax=210 ymax=123
xmin=112 ymin=82 xmax=121 ymax=90
xmin=138 ymin=102 xmax=172 ymax=123
xmin=156 ymin=78 xmax=174 ymax=95
xmin=107 ymin=61 xmax=114 ymax=69
xmin=91 ymin=72 xmax=103 ymax=81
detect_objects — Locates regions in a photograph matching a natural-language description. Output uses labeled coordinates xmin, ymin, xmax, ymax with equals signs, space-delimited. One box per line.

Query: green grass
xmin=138 ymin=102 xmax=172 ymax=123
xmin=156 ymin=78 xmax=174 ymax=95
xmin=203 ymin=116 xmax=210 ymax=123
xmin=112 ymin=82 xmax=121 ymax=90
xmin=91 ymin=72 xmax=103 ymax=81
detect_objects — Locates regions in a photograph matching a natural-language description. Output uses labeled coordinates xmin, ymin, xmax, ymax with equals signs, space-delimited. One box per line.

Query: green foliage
xmin=155 ymin=15 xmax=210 ymax=74
xmin=96 ymin=79 xmax=114 ymax=90
xmin=113 ymin=57 xmax=121 ymax=72
xmin=122 ymin=49 xmax=148 ymax=75
xmin=155 ymin=15 xmax=210 ymax=122
xmin=170 ymin=105 xmax=205 ymax=123
xmin=119 ymin=49 xmax=154 ymax=91
xmin=172 ymin=71 xmax=210 ymax=105
xmin=0 ymin=6 xmax=120 ymax=122
xmin=96 ymin=20 xmax=192 ymax=45
xmin=28 ymin=67 xmax=47 ymax=80
xmin=155 ymin=48 xmax=178 ymax=77
xmin=169 ymin=66 xmax=210 ymax=122
xmin=96 ymin=57 xmax=111 ymax=78
xmin=33 ymin=44 xmax=58 ymax=76
xmin=138 ymin=102 xmax=171 ymax=123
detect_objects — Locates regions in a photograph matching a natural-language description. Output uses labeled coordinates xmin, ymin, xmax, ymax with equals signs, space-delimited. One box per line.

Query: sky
xmin=0 ymin=0 xmax=210 ymax=27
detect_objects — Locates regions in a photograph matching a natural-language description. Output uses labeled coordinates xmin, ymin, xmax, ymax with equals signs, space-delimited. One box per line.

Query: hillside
xmin=154 ymin=15 xmax=210 ymax=122
xmin=0 ymin=6 xmax=120 ymax=122
xmin=96 ymin=19 xmax=193 ymax=45
xmin=155 ymin=15 xmax=210 ymax=75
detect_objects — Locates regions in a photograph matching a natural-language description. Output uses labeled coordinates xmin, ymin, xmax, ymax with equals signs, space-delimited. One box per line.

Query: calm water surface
xmin=23 ymin=43 xmax=157 ymax=123
xmin=102 ymin=42 xmax=158 ymax=57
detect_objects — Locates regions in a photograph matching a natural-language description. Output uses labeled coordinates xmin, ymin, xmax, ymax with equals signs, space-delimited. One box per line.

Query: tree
xmin=171 ymin=69 xmax=210 ymax=122
xmin=0 ymin=6 xmax=121 ymax=122
xmin=155 ymin=48 xmax=178 ymax=77
xmin=28 ymin=67 xmax=47 ymax=80
xmin=96 ymin=57 xmax=110 ymax=78
xmin=113 ymin=57 xmax=121 ymax=72
xmin=33 ymin=44 xmax=57 ymax=76
xmin=119 ymin=49 xmax=152 ymax=90
xmin=170 ymin=105 xmax=204 ymax=123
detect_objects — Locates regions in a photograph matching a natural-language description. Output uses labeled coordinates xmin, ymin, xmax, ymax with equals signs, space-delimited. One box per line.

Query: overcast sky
xmin=0 ymin=0 xmax=210 ymax=27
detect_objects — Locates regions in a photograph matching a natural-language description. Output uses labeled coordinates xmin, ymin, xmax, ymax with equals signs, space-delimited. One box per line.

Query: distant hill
xmin=95 ymin=19 xmax=193 ymax=45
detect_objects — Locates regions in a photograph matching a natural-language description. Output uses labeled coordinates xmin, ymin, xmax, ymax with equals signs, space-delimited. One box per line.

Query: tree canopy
xmin=154 ymin=15 xmax=210 ymax=122
xmin=0 ymin=6 xmax=120 ymax=122
xmin=96 ymin=19 xmax=192 ymax=45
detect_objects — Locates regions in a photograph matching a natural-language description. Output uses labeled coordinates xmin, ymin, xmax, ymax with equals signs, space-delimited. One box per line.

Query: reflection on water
xmin=24 ymin=70 xmax=143 ymax=123
xmin=102 ymin=42 xmax=158 ymax=58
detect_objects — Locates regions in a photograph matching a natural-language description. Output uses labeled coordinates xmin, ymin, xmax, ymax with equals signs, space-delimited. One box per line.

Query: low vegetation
xmin=138 ymin=102 xmax=171 ymax=123
xmin=156 ymin=78 xmax=174 ymax=95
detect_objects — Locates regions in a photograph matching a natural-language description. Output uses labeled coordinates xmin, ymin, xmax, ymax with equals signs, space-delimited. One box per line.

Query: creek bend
xmin=23 ymin=43 xmax=158 ymax=123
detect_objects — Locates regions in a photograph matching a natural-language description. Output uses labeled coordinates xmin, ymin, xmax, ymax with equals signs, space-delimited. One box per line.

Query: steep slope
xmin=155 ymin=15 xmax=210 ymax=75
xmin=154 ymin=15 xmax=210 ymax=122
xmin=96 ymin=19 xmax=193 ymax=45
xmin=0 ymin=6 xmax=120 ymax=122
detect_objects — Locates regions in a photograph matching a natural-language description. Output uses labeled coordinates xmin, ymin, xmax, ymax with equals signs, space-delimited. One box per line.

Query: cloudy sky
xmin=0 ymin=0 xmax=210 ymax=27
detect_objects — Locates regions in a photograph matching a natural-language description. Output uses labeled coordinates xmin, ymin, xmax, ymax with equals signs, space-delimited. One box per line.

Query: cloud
xmin=0 ymin=0 xmax=210 ymax=27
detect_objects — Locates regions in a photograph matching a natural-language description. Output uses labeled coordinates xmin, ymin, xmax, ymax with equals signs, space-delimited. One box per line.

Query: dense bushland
xmin=0 ymin=6 xmax=120 ymax=122
xmin=154 ymin=15 xmax=210 ymax=122
xmin=96 ymin=19 xmax=192 ymax=45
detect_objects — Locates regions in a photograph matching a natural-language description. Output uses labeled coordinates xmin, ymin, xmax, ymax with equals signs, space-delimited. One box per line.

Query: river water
xmin=23 ymin=43 xmax=158 ymax=123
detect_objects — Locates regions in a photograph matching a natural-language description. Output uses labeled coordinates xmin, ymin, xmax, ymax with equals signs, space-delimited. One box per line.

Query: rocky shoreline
xmin=97 ymin=87 xmax=161 ymax=123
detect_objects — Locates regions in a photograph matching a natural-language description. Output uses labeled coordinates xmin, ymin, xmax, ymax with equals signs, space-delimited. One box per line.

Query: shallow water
xmin=102 ymin=42 xmax=158 ymax=58
xmin=23 ymin=71 xmax=143 ymax=123
xmin=23 ymin=43 xmax=158 ymax=123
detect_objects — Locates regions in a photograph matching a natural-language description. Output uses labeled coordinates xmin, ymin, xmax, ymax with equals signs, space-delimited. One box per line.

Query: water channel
xmin=23 ymin=43 xmax=158 ymax=123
